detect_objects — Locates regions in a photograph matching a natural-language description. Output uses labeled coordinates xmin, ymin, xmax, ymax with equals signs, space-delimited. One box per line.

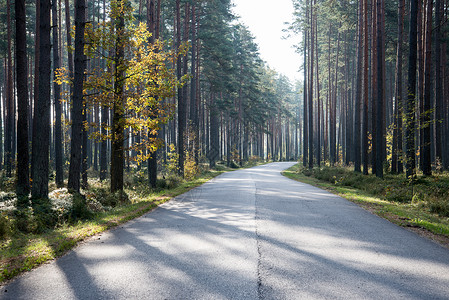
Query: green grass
xmin=283 ymin=164 xmax=449 ymax=243
xmin=0 ymin=165 xmax=237 ymax=283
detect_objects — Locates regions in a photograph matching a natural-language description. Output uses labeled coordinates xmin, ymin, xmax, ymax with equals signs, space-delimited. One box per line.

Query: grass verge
xmin=283 ymin=164 xmax=449 ymax=248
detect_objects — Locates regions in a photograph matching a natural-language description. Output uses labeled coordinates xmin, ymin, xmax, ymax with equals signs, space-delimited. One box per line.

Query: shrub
xmin=69 ymin=193 xmax=93 ymax=220
xmin=384 ymin=185 xmax=411 ymax=203
xmin=249 ymin=156 xmax=261 ymax=165
xmin=184 ymin=151 xmax=199 ymax=180
xmin=229 ymin=161 xmax=239 ymax=169
xmin=156 ymin=178 xmax=168 ymax=189
xmin=166 ymin=175 xmax=183 ymax=189
xmin=13 ymin=207 xmax=34 ymax=233
xmin=164 ymin=144 xmax=179 ymax=176
xmin=429 ymin=199 xmax=449 ymax=217
xmin=32 ymin=198 xmax=58 ymax=233
xmin=88 ymin=188 xmax=129 ymax=208
xmin=157 ymin=175 xmax=183 ymax=190
xmin=302 ymin=169 xmax=313 ymax=177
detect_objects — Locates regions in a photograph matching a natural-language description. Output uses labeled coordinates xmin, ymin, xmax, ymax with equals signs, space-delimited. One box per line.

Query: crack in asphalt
xmin=252 ymin=170 xmax=264 ymax=300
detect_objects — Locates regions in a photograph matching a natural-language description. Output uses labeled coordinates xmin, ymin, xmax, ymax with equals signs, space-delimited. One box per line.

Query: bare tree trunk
xmin=15 ymin=0 xmax=30 ymax=196
xmin=418 ymin=0 xmax=424 ymax=171
xmin=5 ymin=0 xmax=13 ymax=178
xmin=190 ymin=1 xmax=198 ymax=163
xmin=99 ymin=0 xmax=108 ymax=181
xmin=375 ymin=0 xmax=384 ymax=178
xmin=362 ymin=0 xmax=369 ymax=175
xmin=31 ymin=0 xmax=51 ymax=198
xmin=53 ymin=0 xmax=63 ymax=187
xmin=308 ymin=0 xmax=314 ymax=169
xmin=146 ymin=0 xmax=157 ymax=188
xmin=67 ymin=0 xmax=86 ymax=192
xmin=371 ymin=0 xmax=378 ymax=175
xmin=392 ymin=0 xmax=404 ymax=174
xmin=303 ymin=0 xmax=308 ymax=167
xmin=422 ymin=0 xmax=432 ymax=175
xmin=209 ymin=93 xmax=219 ymax=168
xmin=331 ymin=31 xmax=341 ymax=165
xmin=315 ymin=12 xmax=321 ymax=167
xmin=176 ymin=0 xmax=186 ymax=176
xmin=325 ymin=24 xmax=331 ymax=164
xmin=406 ymin=0 xmax=418 ymax=179
xmin=31 ymin=0 xmax=40 ymax=180
xmin=434 ymin=0 xmax=443 ymax=166
xmin=0 ymin=61 xmax=3 ymax=171
xmin=110 ymin=0 xmax=125 ymax=193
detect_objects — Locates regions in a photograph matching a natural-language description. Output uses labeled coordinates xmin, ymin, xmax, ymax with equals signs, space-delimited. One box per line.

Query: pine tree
xmin=31 ymin=0 xmax=52 ymax=199
xmin=406 ymin=0 xmax=418 ymax=179
xmin=67 ymin=0 xmax=87 ymax=192
xmin=15 ymin=0 xmax=30 ymax=196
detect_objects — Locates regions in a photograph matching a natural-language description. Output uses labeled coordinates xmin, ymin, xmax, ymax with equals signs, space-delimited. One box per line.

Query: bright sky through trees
xmin=232 ymin=0 xmax=302 ymax=83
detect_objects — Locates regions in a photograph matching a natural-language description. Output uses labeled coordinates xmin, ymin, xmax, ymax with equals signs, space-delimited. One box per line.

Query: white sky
xmin=232 ymin=0 xmax=302 ymax=83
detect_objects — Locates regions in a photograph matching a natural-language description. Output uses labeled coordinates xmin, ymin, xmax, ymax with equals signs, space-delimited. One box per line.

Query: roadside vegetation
xmin=0 ymin=158 xmax=263 ymax=284
xmin=283 ymin=164 xmax=449 ymax=247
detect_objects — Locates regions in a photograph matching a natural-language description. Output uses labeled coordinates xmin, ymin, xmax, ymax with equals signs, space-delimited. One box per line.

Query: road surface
xmin=2 ymin=162 xmax=449 ymax=299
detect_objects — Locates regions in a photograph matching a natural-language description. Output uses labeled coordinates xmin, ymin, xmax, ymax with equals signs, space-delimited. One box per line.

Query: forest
xmin=293 ymin=0 xmax=449 ymax=178
xmin=0 ymin=0 xmax=299 ymax=205
xmin=1 ymin=0 xmax=449 ymax=280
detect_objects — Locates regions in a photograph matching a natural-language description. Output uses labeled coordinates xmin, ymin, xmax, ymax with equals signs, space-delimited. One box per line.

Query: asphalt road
xmin=2 ymin=162 xmax=449 ymax=299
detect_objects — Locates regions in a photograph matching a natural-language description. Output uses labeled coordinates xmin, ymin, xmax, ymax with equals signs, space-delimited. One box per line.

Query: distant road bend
xmin=2 ymin=162 xmax=449 ymax=299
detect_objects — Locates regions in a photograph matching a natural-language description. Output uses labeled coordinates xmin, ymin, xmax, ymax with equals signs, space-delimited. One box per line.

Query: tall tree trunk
xmin=176 ymin=0 xmax=186 ymax=176
xmin=64 ymin=0 xmax=73 ymax=78
xmin=31 ymin=0 xmax=51 ymax=198
xmin=303 ymin=0 xmax=308 ymax=167
xmin=406 ymin=0 xmax=418 ymax=179
xmin=362 ymin=0 xmax=369 ymax=175
xmin=325 ymin=24 xmax=331 ymax=164
xmin=443 ymin=37 xmax=448 ymax=169
xmin=375 ymin=0 xmax=384 ymax=178
xmin=344 ymin=32 xmax=352 ymax=166
xmin=371 ymin=0 xmax=378 ymax=175
xmin=190 ymin=1 xmax=198 ymax=163
xmin=5 ymin=0 xmax=13 ymax=178
xmin=31 ymin=0 xmax=40 ymax=180
xmin=417 ymin=0 xmax=424 ymax=171
xmin=0 ymin=62 xmax=3 ymax=171
xmin=110 ymin=0 xmax=125 ymax=193
xmin=308 ymin=0 xmax=314 ymax=169
xmin=434 ymin=0 xmax=442 ymax=166
xmin=53 ymin=0 xmax=63 ymax=187
xmin=422 ymin=0 xmax=432 ymax=175
xmin=67 ymin=0 xmax=86 ymax=192
xmin=331 ymin=31 xmax=341 ymax=165
xmin=315 ymin=10 xmax=320 ymax=167
xmin=392 ymin=0 xmax=404 ymax=174
xmin=81 ymin=108 xmax=88 ymax=189
xmin=99 ymin=0 xmax=108 ymax=181
xmin=16 ymin=0 xmax=30 ymax=196
xmin=100 ymin=108 xmax=109 ymax=180
xmin=147 ymin=0 xmax=158 ymax=188
xmin=209 ymin=93 xmax=219 ymax=168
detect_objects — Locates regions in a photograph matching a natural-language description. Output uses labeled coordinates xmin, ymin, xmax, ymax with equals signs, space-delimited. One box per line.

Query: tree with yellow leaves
xmin=59 ymin=0 xmax=187 ymax=194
